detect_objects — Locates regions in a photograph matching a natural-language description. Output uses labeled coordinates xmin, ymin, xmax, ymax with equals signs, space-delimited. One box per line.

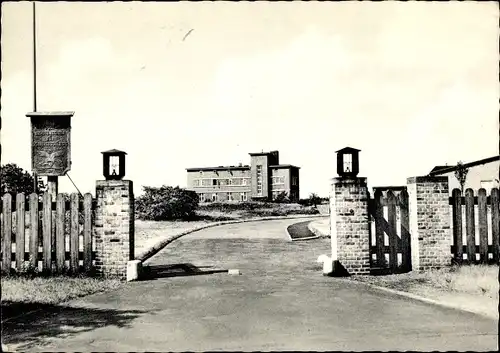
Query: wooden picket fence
xmin=1 ymin=192 xmax=96 ymax=275
xmin=450 ymin=188 xmax=500 ymax=264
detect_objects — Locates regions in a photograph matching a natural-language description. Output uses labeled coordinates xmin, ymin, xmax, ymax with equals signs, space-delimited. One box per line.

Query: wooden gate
xmin=368 ymin=187 xmax=411 ymax=275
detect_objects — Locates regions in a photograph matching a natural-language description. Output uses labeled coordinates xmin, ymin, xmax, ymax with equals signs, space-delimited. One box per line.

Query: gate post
xmin=407 ymin=176 xmax=450 ymax=271
xmin=330 ymin=177 xmax=370 ymax=275
xmin=94 ymin=180 xmax=135 ymax=279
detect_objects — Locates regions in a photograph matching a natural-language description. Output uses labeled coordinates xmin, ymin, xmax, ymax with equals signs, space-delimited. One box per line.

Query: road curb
xmin=337 ymin=278 xmax=497 ymax=320
xmin=136 ymin=214 xmax=326 ymax=263
xmin=308 ymin=218 xmax=330 ymax=239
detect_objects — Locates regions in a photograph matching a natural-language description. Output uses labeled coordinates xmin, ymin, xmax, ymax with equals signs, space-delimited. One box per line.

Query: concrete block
xmin=127 ymin=260 xmax=143 ymax=282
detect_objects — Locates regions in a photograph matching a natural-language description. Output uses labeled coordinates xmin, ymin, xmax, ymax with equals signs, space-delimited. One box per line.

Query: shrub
xmin=135 ymin=186 xmax=199 ymax=221
xmin=241 ymin=206 xmax=319 ymax=218
xmin=273 ymin=191 xmax=290 ymax=204
xmin=198 ymin=201 xmax=274 ymax=213
xmin=1 ymin=163 xmax=45 ymax=195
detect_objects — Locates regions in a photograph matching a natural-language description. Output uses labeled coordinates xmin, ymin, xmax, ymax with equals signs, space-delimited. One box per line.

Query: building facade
xmin=186 ymin=150 xmax=300 ymax=202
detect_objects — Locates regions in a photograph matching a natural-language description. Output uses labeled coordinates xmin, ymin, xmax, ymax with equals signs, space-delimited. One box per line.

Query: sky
xmin=1 ymin=1 xmax=499 ymax=198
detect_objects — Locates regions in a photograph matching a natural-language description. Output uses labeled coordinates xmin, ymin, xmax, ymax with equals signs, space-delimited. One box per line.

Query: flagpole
xmin=32 ymin=1 xmax=38 ymax=193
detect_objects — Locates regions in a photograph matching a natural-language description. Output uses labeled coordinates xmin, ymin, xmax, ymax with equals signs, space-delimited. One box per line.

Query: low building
xmin=186 ymin=150 xmax=300 ymax=202
xmin=428 ymin=155 xmax=499 ymax=194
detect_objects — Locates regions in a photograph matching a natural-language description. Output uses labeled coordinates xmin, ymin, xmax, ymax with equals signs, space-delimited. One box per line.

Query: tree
xmin=454 ymin=161 xmax=469 ymax=195
xmin=135 ymin=185 xmax=199 ymax=221
xmin=308 ymin=193 xmax=321 ymax=207
xmin=1 ymin=163 xmax=45 ymax=195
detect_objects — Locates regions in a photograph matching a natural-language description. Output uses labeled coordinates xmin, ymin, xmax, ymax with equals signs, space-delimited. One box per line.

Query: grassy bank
xmin=1 ymin=275 xmax=122 ymax=320
xmin=352 ymin=265 xmax=498 ymax=297
xmin=196 ymin=201 xmax=320 ymax=220
xmin=350 ymin=264 xmax=499 ymax=319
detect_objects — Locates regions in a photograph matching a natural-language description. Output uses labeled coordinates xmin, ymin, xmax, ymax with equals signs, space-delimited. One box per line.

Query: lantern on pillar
xmin=102 ymin=149 xmax=127 ymax=180
xmin=336 ymin=147 xmax=360 ymax=178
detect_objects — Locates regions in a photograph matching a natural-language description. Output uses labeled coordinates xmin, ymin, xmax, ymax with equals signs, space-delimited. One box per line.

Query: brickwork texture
xmin=407 ymin=176 xmax=451 ymax=271
xmin=331 ymin=177 xmax=370 ymax=275
xmin=95 ymin=180 xmax=135 ymax=279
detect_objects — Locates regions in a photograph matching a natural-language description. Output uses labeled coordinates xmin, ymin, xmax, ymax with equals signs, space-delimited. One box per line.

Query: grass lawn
xmin=349 ymin=264 xmax=499 ymax=319
xmin=1 ymin=276 xmax=122 ymax=321
xmin=286 ymin=221 xmax=316 ymax=240
xmin=135 ymin=219 xmax=213 ymax=256
xmin=135 ymin=202 xmax=322 ymax=255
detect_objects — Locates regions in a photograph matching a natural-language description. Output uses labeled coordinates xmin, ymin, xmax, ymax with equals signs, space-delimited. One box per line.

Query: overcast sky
xmin=2 ymin=1 xmax=498 ymax=197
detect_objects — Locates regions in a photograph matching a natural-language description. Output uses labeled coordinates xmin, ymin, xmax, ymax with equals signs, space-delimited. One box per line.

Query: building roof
xmin=186 ymin=165 xmax=250 ymax=172
xmin=101 ymin=149 xmax=127 ymax=155
xmin=270 ymin=164 xmax=300 ymax=169
xmin=26 ymin=111 xmax=75 ymax=118
xmin=249 ymin=150 xmax=278 ymax=156
xmin=335 ymin=147 xmax=361 ymax=153
xmin=429 ymin=165 xmax=450 ymax=174
xmin=428 ymin=155 xmax=500 ymax=176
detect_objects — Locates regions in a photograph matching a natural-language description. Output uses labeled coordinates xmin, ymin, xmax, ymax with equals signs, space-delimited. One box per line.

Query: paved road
xmin=3 ymin=218 xmax=497 ymax=351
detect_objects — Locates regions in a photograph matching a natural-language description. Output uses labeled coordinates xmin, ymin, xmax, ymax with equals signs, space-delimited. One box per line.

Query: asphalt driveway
xmin=3 ymin=218 xmax=498 ymax=351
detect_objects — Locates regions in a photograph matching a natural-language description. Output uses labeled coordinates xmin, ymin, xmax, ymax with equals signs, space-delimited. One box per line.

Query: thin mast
xmin=32 ymin=1 xmax=38 ymax=193
xmin=33 ymin=1 xmax=37 ymax=112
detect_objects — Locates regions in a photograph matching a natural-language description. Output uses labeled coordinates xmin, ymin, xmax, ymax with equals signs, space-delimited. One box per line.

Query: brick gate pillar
xmin=330 ymin=177 xmax=370 ymax=275
xmin=407 ymin=176 xmax=450 ymax=271
xmin=95 ymin=180 xmax=135 ymax=279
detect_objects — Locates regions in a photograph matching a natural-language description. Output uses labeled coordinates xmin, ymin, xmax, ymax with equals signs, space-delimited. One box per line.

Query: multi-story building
xmin=186 ymin=150 xmax=300 ymax=203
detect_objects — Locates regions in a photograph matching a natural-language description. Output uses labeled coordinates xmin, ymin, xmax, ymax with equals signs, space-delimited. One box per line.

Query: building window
xmin=241 ymin=192 xmax=247 ymax=201
xmin=256 ymin=165 xmax=263 ymax=196
xmin=227 ymin=192 xmax=233 ymax=202
xmin=213 ymin=179 xmax=218 ymax=186
xmin=199 ymin=193 xmax=205 ymax=202
xmin=292 ymin=176 xmax=298 ymax=186
xmin=193 ymin=179 xmax=200 ymax=187
xmin=272 ymin=176 xmax=284 ymax=185
xmin=242 ymin=178 xmax=248 ymax=186
xmin=212 ymin=193 xmax=218 ymax=202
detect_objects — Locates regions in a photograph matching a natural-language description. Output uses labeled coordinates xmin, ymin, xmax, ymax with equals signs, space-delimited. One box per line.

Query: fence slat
xmin=477 ymin=189 xmax=488 ymax=263
xmin=29 ymin=193 xmax=39 ymax=269
xmin=492 ymin=188 xmax=500 ymax=263
xmin=56 ymin=193 xmax=66 ymax=272
xmin=42 ymin=192 xmax=52 ymax=273
xmin=387 ymin=190 xmax=398 ymax=271
xmin=2 ymin=194 xmax=12 ymax=273
xmin=15 ymin=193 xmax=26 ymax=272
xmin=374 ymin=189 xmax=386 ymax=268
xmin=452 ymin=189 xmax=463 ymax=264
xmin=83 ymin=193 xmax=93 ymax=272
xmin=465 ymin=189 xmax=476 ymax=263
xmin=70 ymin=193 xmax=79 ymax=273
xmin=399 ymin=189 xmax=411 ymax=271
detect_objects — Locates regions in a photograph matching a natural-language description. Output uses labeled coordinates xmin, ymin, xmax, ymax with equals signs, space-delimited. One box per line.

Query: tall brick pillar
xmin=330 ymin=177 xmax=370 ymax=275
xmin=95 ymin=180 xmax=135 ymax=279
xmin=407 ymin=176 xmax=450 ymax=271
